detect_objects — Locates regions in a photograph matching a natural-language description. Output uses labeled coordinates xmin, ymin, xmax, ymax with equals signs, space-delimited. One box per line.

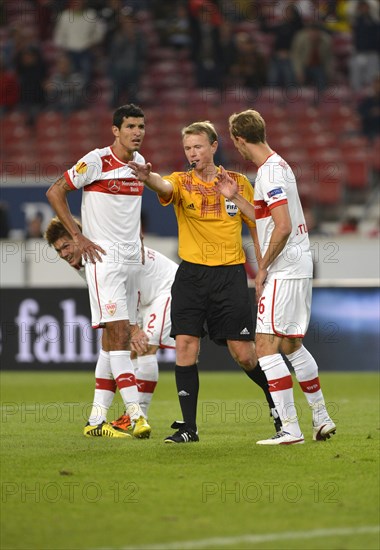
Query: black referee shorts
xmin=170 ymin=261 xmax=254 ymax=346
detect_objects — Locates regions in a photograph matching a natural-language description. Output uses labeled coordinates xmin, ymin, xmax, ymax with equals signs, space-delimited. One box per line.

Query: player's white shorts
xmin=256 ymin=278 xmax=312 ymax=337
xmin=85 ymin=261 xmax=141 ymax=328
xmin=138 ymin=294 xmax=175 ymax=349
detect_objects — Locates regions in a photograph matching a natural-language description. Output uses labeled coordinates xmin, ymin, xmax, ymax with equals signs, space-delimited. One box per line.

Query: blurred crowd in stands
xmin=1 ymin=0 xmax=379 ymax=126
xmin=0 ymin=0 xmax=379 ymax=239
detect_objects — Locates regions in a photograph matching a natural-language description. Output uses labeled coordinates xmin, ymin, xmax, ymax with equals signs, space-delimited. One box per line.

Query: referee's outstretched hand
xmin=215 ymin=166 xmax=238 ymax=199
xmin=128 ymin=161 xmax=152 ymax=183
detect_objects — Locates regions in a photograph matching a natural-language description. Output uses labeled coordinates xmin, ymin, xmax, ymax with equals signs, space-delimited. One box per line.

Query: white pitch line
xmin=97 ymin=525 xmax=380 ymax=550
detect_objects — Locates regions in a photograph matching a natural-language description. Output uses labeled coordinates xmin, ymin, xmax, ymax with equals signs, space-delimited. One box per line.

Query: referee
xmin=129 ymin=121 xmax=281 ymax=443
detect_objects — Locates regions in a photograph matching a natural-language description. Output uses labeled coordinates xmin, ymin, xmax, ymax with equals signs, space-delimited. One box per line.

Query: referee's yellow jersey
xmin=159 ymin=169 xmax=255 ymax=266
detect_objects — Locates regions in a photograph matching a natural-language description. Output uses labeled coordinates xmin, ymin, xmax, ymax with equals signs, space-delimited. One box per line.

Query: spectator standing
xmin=273 ymin=0 xmax=318 ymax=23
xmin=44 ymin=54 xmax=85 ymax=114
xmin=226 ymin=32 xmax=267 ymax=91
xmin=107 ymin=11 xmax=145 ymax=107
xmin=319 ymin=0 xmax=351 ymax=33
xmin=349 ymin=0 xmax=380 ymax=92
xmin=0 ymin=57 xmax=20 ymax=115
xmin=163 ymin=1 xmax=192 ymax=51
xmin=34 ymin=0 xmax=56 ymax=41
xmin=1 ymin=25 xmax=28 ymax=70
xmin=291 ymin=22 xmax=334 ymax=98
xmin=15 ymin=46 xmax=46 ymax=125
xmin=189 ymin=0 xmax=226 ymax=89
xmin=53 ymin=0 xmax=105 ymax=87
xmin=347 ymin=0 xmax=379 ymax=24
xmin=260 ymin=2 xmax=303 ymax=87
xmin=99 ymin=0 xmax=124 ymax=55
xmin=357 ymin=75 xmax=380 ymax=141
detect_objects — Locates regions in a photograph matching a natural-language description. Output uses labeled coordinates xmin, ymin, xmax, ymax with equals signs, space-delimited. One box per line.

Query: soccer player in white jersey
xmin=112 ymin=245 xmax=178 ymax=431
xmin=45 ymin=217 xmax=178 ymax=435
xmin=216 ymin=109 xmax=336 ymax=445
xmin=46 ymin=104 xmax=151 ymax=439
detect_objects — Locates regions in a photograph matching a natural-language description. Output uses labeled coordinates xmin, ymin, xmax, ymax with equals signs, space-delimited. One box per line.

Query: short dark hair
xmin=44 ymin=216 xmax=82 ymax=246
xmin=112 ymin=104 xmax=145 ymax=128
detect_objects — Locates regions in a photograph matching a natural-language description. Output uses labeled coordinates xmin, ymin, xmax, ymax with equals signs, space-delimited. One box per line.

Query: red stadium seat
xmin=339 ymin=136 xmax=370 ymax=158
xmin=295 ymin=119 xmax=328 ymax=136
xmin=158 ymin=88 xmax=191 ymax=104
xmin=2 ymin=150 xmax=39 ymax=177
xmin=345 ymin=157 xmax=371 ymax=189
xmin=270 ymin=135 xmax=305 ymax=158
xmin=256 ymin=86 xmax=284 ymax=105
xmin=284 ymin=87 xmax=316 ymax=111
xmin=234 ymin=21 xmax=260 ymax=34
xmin=149 ymin=47 xmax=179 ymax=62
xmin=321 ymin=85 xmax=353 ymax=107
xmin=35 ymin=112 xmax=65 ymax=139
xmin=41 ymin=155 xmax=71 ymax=179
xmin=295 ymin=163 xmax=317 ymax=205
xmin=1 ymin=123 xmax=32 ymax=147
xmin=305 ymin=134 xmax=338 ymax=158
xmin=1 ymin=111 xmax=27 ymax=126
xmin=289 ymin=154 xmax=345 ymax=206
xmin=315 ymin=159 xmax=346 ymax=205
xmin=370 ymin=137 xmax=380 ymax=172
xmin=284 ymin=150 xmax=310 ymax=166
xmin=311 ymin=149 xmax=344 ymax=165
xmin=67 ymin=136 xmax=99 ymax=159
xmin=67 ymin=111 xmax=99 ymax=139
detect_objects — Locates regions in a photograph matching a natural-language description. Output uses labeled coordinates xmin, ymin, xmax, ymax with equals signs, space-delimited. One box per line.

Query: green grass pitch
xmin=1 ymin=371 xmax=379 ymax=550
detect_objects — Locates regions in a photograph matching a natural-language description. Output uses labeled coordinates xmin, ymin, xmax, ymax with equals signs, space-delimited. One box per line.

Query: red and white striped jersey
xmin=254 ymin=152 xmax=313 ymax=279
xmin=64 ymin=146 xmax=145 ymax=263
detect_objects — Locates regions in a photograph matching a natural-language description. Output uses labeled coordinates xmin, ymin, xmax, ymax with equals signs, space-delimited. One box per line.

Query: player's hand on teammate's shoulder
xmin=215 ymin=166 xmax=238 ymax=199
xmin=74 ymin=234 xmax=106 ymax=264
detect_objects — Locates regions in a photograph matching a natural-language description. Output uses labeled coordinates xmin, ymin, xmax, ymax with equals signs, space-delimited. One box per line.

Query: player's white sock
xmin=287 ymin=346 xmax=330 ymax=425
xmin=136 ymin=354 xmax=159 ymax=418
xmin=131 ymin=357 xmax=138 ymax=375
xmin=88 ymin=349 xmax=116 ymax=426
xmin=260 ymin=353 xmax=302 ymax=436
xmin=109 ymin=350 xmax=143 ymax=421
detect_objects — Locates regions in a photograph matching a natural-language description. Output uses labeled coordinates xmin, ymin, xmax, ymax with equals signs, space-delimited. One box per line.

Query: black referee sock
xmin=245 ymin=363 xmax=276 ymax=410
xmin=175 ymin=364 xmax=199 ymax=432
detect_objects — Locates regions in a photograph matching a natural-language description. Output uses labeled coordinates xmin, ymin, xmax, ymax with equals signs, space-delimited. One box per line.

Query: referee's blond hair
xmin=182 ymin=121 xmax=218 ymax=144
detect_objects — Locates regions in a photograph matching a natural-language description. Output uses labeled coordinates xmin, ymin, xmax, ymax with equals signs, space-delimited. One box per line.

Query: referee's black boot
xmin=164 ymin=421 xmax=199 ymax=443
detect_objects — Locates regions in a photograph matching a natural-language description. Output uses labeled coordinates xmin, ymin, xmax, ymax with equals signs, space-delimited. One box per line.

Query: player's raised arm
xmin=215 ymin=166 xmax=256 ymax=222
xmin=46 ymin=176 xmax=105 ymax=264
xmin=128 ymin=161 xmax=173 ymax=202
